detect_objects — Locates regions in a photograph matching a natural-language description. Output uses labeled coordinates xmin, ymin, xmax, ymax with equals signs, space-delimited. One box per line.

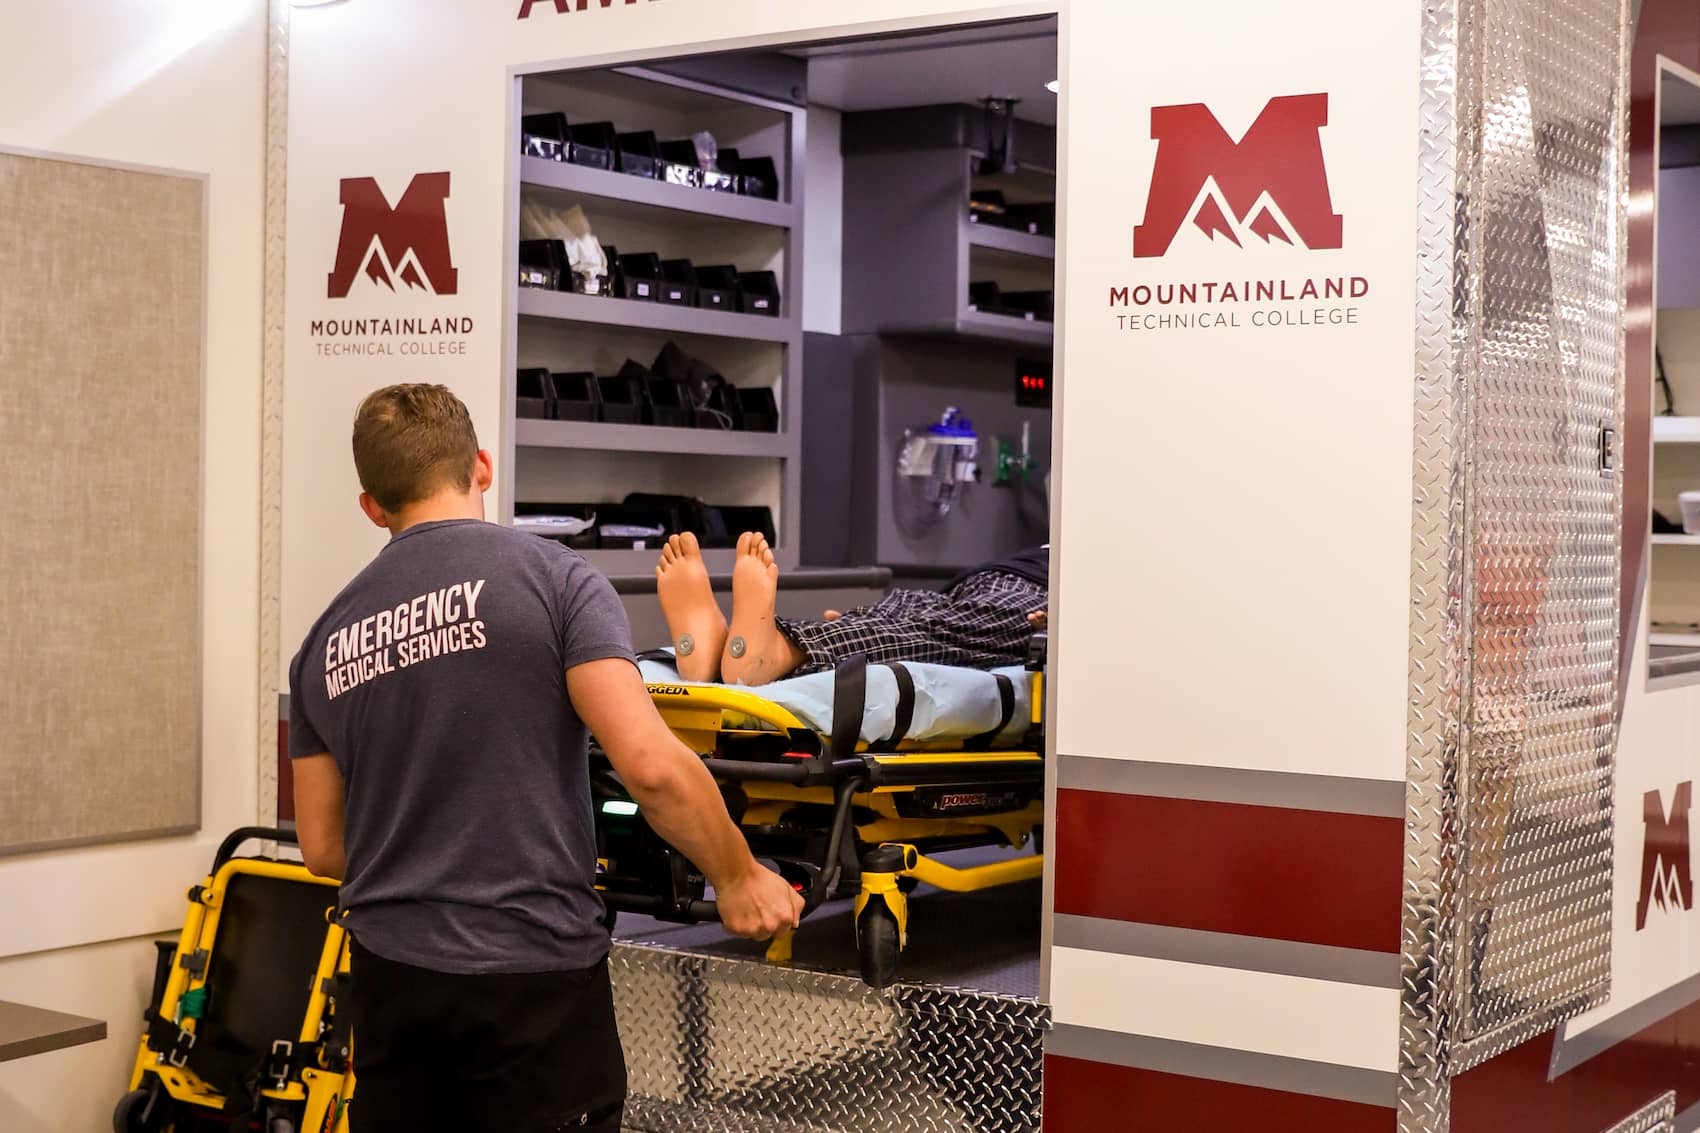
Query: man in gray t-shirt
xmin=289 ymin=384 xmax=800 ymax=1133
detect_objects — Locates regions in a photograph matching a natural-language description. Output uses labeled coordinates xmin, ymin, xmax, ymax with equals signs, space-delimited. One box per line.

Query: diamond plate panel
xmin=610 ymin=943 xmax=1048 ymax=1133
xmin=1604 ymin=1091 xmax=1676 ymax=1133
xmin=1399 ymin=0 xmax=1476 ymax=1124
xmin=1452 ymin=0 xmax=1628 ymax=1069
xmin=1401 ymin=0 xmax=1630 ymax=1125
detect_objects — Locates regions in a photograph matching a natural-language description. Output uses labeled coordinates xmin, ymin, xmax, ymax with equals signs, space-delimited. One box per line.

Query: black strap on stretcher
xmin=869 ymin=663 xmax=917 ymax=752
xmin=830 ymin=654 xmax=868 ymax=760
xmin=964 ymin=673 xmax=1017 ymax=750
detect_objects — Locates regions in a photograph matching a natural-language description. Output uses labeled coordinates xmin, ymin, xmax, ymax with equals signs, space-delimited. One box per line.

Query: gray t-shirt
xmin=288 ymin=519 xmax=634 ymax=974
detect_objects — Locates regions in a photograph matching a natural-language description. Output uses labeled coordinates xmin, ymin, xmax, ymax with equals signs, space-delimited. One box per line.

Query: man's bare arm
xmin=567 ymin=658 xmax=802 ymax=939
xmin=293 ymin=753 xmax=347 ymax=880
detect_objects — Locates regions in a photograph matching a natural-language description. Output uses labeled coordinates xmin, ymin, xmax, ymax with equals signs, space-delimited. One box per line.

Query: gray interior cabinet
xmin=813 ymin=106 xmax=1058 ymax=572
xmin=841 ymin=106 xmax=1056 ymax=349
xmin=504 ymin=63 xmax=807 ymax=574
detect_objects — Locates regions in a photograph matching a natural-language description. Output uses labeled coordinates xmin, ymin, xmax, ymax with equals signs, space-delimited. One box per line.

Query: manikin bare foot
xmin=721 ymin=532 xmax=804 ymax=687
xmin=655 ymin=533 xmax=726 ymax=682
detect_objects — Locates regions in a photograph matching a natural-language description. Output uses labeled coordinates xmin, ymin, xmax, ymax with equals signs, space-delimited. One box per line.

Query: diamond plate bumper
xmin=611 ymin=942 xmax=1049 ymax=1133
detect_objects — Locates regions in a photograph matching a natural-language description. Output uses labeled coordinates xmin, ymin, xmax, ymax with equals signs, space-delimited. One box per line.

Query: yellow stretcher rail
xmin=646 ymin=681 xmax=810 ymax=753
xmin=899 ymin=846 xmax=1045 ymax=892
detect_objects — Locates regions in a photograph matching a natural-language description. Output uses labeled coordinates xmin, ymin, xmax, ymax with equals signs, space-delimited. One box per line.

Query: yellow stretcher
xmin=115 ymin=828 xmax=355 ymax=1133
xmin=593 ymin=647 xmax=1048 ymax=986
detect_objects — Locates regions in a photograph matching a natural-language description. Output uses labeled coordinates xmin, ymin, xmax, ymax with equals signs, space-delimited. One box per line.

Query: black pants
xmin=345 ymin=938 xmax=626 ymax=1133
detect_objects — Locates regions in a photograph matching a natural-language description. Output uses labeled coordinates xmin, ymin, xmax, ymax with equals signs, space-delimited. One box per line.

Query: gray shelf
xmin=843 ymin=139 xmax=1056 ymax=352
xmin=521 ymin=155 xmax=800 ymax=229
xmin=510 ymin=64 xmax=805 ymax=572
xmin=966 ymin=222 xmax=1056 ymax=261
xmin=517 ymin=287 xmax=797 ymax=344
xmin=515 ymin=417 xmax=788 ymax=458
xmin=528 ymin=544 xmax=744 ymax=576
xmin=958 ymin=308 xmax=1055 ymax=347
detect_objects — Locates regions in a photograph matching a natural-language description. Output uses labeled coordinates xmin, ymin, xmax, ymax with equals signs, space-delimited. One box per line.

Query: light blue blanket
xmin=637 ymin=658 xmax=1033 ymax=748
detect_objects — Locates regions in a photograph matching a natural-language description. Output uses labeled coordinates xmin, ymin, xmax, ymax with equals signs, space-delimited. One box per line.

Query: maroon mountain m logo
xmin=1134 ymin=93 xmax=1343 ymax=257
xmin=327 ymin=173 xmax=458 ymax=299
xmin=1636 ymin=781 xmax=1694 ymax=931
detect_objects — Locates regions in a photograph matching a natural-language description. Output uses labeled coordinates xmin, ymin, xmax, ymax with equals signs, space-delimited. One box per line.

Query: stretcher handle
xmin=213 ymin=826 xmax=299 ymax=872
xmin=702 ymin=756 xmax=866 ymax=784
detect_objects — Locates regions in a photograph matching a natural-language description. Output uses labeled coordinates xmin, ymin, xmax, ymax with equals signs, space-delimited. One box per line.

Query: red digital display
xmin=1015 ymin=358 xmax=1053 ymax=408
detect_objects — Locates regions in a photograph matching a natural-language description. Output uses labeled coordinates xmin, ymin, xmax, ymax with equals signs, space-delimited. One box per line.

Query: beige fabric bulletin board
xmin=0 ymin=150 xmax=204 ymax=854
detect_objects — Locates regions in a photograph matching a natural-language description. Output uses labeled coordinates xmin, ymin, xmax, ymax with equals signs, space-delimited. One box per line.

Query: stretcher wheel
xmin=113 ymin=1083 xmax=167 ymax=1133
xmin=857 ymin=903 xmax=902 ymax=989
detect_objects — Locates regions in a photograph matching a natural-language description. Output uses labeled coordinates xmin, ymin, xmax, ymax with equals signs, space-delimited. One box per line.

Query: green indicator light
xmin=602 ymin=800 xmax=640 ymax=817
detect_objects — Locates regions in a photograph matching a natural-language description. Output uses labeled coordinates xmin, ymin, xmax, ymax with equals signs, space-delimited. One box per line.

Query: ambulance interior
xmin=505 ymin=17 xmax=1062 ymax=992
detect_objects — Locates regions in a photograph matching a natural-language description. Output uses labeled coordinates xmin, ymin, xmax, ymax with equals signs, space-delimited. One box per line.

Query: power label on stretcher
xmin=898 ymin=789 xmax=1031 ymax=818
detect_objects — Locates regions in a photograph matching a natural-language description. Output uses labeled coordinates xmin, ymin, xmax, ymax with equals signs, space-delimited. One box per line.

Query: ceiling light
xmin=1045 ymin=79 xmax=1060 ymax=95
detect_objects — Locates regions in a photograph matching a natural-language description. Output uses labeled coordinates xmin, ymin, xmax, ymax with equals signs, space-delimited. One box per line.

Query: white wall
xmin=0 ymin=937 xmax=163 ymax=1133
xmin=0 ymin=3 xmax=267 ymax=1128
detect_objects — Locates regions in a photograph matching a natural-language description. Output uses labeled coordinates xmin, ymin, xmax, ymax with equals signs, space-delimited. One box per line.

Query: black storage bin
xmin=652 ymin=342 xmax=734 ymax=429
xmin=514 ymin=502 xmax=599 ymax=550
xmin=1004 ymin=202 xmax=1057 ymax=237
xmin=736 ymin=387 xmax=780 ymax=433
xmin=518 ymin=240 xmax=566 ymax=290
xmin=703 ymin=147 xmax=740 ymax=194
xmin=616 ymin=131 xmax=663 ymax=179
xmin=521 ymin=112 xmax=571 ymax=162
xmin=659 ymin=260 xmax=698 ymax=307
xmin=968 ymin=189 xmax=1009 ymax=226
xmin=968 ymin=280 xmax=1006 ymax=315
xmin=568 ymin=122 xmax=619 ymax=170
xmin=616 ymin=252 xmax=663 ymax=302
xmin=644 ymin=377 xmax=694 ymax=428
xmin=736 ymin=270 xmax=782 ymax=317
xmin=594 ymin=502 xmax=670 ymax=550
xmin=516 ymin=368 xmax=552 ymax=419
xmin=601 ymin=245 xmax=622 ymax=297
xmin=650 ymin=340 xmax=692 ymax=382
xmin=694 ymin=264 xmax=739 ymax=311
xmin=710 ymin=505 xmax=776 ymax=546
xmin=657 ymin=140 xmax=704 ymax=188
xmin=705 ymin=382 xmax=743 ymax=429
xmin=620 ymin=493 xmax=708 ymax=541
xmin=1001 ymin=290 xmax=1054 ymax=321
xmin=737 ymin=156 xmax=780 ymax=201
xmin=568 ymin=260 xmax=611 ymax=297
xmin=549 ymin=371 xmax=601 ymax=422
xmin=599 ymin=364 xmax=648 ymax=424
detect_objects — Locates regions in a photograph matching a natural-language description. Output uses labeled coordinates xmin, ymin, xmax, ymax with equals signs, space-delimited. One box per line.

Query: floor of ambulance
xmin=611 ymin=846 xmax=1043 ymax=998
